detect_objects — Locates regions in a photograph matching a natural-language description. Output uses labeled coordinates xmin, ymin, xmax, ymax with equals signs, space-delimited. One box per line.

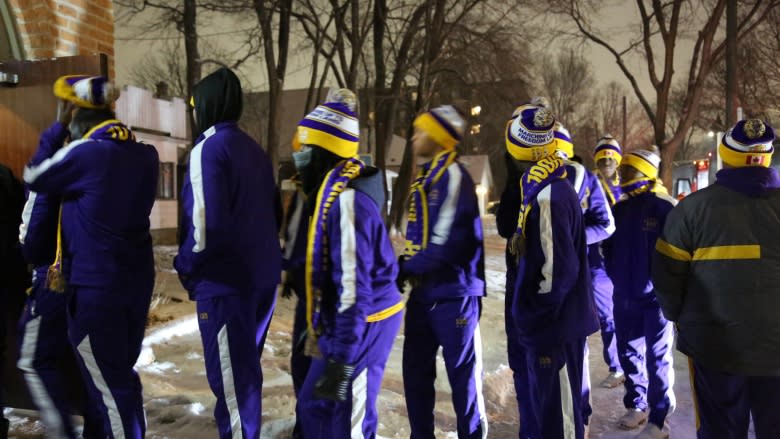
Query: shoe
xmin=634 ymin=423 xmax=669 ymax=439
xmin=601 ymin=371 xmax=626 ymax=388
xmin=618 ymin=409 xmax=648 ymax=430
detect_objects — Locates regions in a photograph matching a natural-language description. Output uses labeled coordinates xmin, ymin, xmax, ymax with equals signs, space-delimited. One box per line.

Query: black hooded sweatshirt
xmin=192 ymin=67 xmax=243 ymax=138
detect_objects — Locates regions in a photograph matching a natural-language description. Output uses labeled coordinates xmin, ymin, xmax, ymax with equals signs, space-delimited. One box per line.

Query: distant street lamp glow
xmin=471 ymin=105 xmax=482 ymax=117
xmin=476 ymin=184 xmax=487 ymax=196
xmin=707 ymin=131 xmax=715 ymax=138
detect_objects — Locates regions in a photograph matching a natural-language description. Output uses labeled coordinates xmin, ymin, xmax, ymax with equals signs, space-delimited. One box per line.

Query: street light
xmin=476 ymin=184 xmax=487 ymax=196
xmin=707 ymin=131 xmax=715 ymax=138
xmin=471 ymin=105 xmax=482 ymax=117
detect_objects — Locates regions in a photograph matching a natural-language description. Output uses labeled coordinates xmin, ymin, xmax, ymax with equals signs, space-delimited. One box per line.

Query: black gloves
xmin=510 ymin=233 xmax=527 ymax=263
xmin=396 ymin=256 xmax=408 ymax=293
xmin=313 ymin=359 xmax=355 ymax=401
xmin=396 ymin=256 xmax=424 ymax=293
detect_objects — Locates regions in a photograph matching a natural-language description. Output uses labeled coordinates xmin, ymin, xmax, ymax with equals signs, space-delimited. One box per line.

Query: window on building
xmin=157 ymin=162 xmax=175 ymax=200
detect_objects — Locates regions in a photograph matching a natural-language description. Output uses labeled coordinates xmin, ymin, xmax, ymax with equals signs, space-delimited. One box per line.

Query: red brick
xmin=96 ymin=42 xmax=113 ymax=55
xmin=56 ymin=42 xmax=77 ymax=55
xmin=57 ymin=4 xmax=78 ymax=18
xmin=62 ymin=0 xmax=88 ymax=12
xmin=12 ymin=0 xmax=115 ymax=72
xmin=58 ymin=29 xmax=79 ymax=44
xmin=27 ymin=34 xmax=50 ymax=48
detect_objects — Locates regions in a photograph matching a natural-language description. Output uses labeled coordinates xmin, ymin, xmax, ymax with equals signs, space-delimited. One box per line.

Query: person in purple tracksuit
xmin=593 ymin=135 xmax=623 ymax=207
xmin=497 ymin=98 xmax=565 ymax=439
xmin=589 ymin=135 xmax=625 ymax=388
xmin=505 ymin=104 xmax=599 ymax=439
xmin=654 ymin=119 xmax=780 ymax=439
xmin=495 ymin=150 xmax=531 ymax=438
xmin=280 ymin=171 xmax=310 ymax=439
xmin=603 ymin=147 xmax=676 ymax=439
xmin=23 ymin=75 xmax=159 ymax=439
xmin=16 ymin=101 xmax=105 ymax=439
xmin=175 ymin=67 xmax=282 ymax=439
xmin=292 ymin=89 xmax=404 ymax=438
xmin=554 ymin=123 xmax=617 ymax=427
xmin=398 ymin=105 xmax=487 ymax=439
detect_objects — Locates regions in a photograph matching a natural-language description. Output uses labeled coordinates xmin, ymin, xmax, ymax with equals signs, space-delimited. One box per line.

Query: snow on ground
xmin=7 ymin=221 xmax=742 ymax=438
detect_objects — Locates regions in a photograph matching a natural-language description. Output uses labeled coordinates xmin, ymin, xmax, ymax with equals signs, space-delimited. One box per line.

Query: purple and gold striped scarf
xmin=516 ymin=154 xmax=567 ymax=238
xmin=596 ymin=171 xmax=620 ymax=206
xmin=403 ymin=150 xmax=458 ymax=257
xmin=620 ymin=177 xmax=668 ymax=199
xmin=304 ymin=157 xmax=365 ymax=358
xmin=510 ymin=154 xmax=567 ymax=258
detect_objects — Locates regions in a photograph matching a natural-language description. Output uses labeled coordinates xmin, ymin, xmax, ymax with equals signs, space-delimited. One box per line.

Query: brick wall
xmin=8 ymin=0 xmax=114 ymax=75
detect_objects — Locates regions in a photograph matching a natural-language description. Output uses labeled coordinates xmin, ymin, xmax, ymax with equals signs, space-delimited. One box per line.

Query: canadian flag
xmin=746 ymin=155 xmax=765 ymax=165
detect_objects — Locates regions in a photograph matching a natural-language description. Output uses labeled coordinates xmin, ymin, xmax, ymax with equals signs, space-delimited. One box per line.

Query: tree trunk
xmin=183 ymin=0 xmax=200 ymax=140
xmin=389 ymin=1 xmax=443 ymax=229
xmin=373 ymin=0 xmax=389 ymax=211
xmin=389 ymin=120 xmax=416 ymax=231
xmin=660 ymin=137 xmax=682 ymax=190
xmin=267 ymin=82 xmax=282 ymax=179
xmin=725 ymin=0 xmax=738 ymax=126
xmin=304 ymin=32 xmax=322 ymax=115
xmin=389 ymin=84 xmax=427 ymax=230
xmin=254 ymin=0 xmax=291 ymax=181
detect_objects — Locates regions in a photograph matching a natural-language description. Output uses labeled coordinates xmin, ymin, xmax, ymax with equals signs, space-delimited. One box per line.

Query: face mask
xmin=293 ymin=146 xmax=313 ymax=171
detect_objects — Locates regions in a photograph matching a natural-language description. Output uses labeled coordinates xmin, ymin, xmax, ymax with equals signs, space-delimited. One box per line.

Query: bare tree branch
xmin=568 ymin=0 xmax=656 ymax=122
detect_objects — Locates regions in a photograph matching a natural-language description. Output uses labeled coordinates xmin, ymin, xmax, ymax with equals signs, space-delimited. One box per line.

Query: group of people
xmin=493 ymin=99 xmax=780 ymax=439
xmin=0 ymin=64 xmax=778 ymax=439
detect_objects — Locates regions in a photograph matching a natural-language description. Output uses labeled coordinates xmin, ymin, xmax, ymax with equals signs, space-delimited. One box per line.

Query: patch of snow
xmin=185 ymin=351 xmax=202 ymax=360
xmin=143 ymin=361 xmax=181 ymax=375
xmin=136 ymin=346 xmax=156 ymax=367
xmin=488 ymin=363 xmax=510 ymax=375
xmin=3 ymin=408 xmax=45 ymax=436
xmin=143 ymin=314 xmax=199 ymax=347
xmin=260 ymin=418 xmax=295 ymax=438
xmin=262 ymin=371 xmax=293 ymax=388
xmin=189 ymin=403 xmax=206 ymax=415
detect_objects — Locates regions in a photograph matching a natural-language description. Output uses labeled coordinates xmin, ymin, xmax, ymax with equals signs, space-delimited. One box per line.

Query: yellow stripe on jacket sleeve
xmin=692 ymin=245 xmax=761 ymax=261
xmin=655 ymin=239 xmax=692 ymax=262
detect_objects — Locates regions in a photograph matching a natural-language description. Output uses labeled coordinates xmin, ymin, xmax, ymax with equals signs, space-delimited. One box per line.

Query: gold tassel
xmin=46 ymin=206 xmax=67 ymax=294
xmin=304 ymin=330 xmax=322 ymax=359
xmin=46 ymin=265 xmax=67 ymax=293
